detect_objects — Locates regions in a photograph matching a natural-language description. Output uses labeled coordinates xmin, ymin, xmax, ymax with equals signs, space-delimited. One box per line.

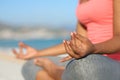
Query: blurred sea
xmin=0 ymin=39 xmax=63 ymax=55
xmin=0 ymin=38 xmax=64 ymax=80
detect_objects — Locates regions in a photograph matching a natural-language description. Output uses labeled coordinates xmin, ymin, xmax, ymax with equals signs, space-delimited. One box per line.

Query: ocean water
xmin=0 ymin=39 xmax=63 ymax=49
xmin=0 ymin=39 xmax=66 ymax=56
xmin=0 ymin=39 xmax=65 ymax=80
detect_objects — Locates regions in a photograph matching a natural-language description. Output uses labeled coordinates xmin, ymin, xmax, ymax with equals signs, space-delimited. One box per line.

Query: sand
xmin=0 ymin=51 xmax=68 ymax=80
xmin=0 ymin=53 xmax=25 ymax=80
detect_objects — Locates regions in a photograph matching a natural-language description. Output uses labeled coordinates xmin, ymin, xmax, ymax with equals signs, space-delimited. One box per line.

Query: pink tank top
xmin=76 ymin=0 xmax=120 ymax=61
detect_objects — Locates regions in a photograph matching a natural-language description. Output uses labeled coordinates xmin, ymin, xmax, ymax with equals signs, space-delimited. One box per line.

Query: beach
xmin=0 ymin=38 xmax=66 ymax=80
xmin=0 ymin=50 xmax=67 ymax=80
xmin=0 ymin=53 xmax=25 ymax=80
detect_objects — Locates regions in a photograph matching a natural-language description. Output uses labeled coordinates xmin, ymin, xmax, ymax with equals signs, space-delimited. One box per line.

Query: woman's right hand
xmin=61 ymin=32 xmax=95 ymax=62
xmin=12 ymin=42 xmax=38 ymax=60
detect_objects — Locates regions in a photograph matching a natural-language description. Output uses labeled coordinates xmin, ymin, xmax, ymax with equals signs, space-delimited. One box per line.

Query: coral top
xmin=76 ymin=0 xmax=120 ymax=61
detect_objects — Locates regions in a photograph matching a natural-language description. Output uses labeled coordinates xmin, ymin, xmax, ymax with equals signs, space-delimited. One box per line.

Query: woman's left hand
xmin=61 ymin=32 xmax=95 ymax=62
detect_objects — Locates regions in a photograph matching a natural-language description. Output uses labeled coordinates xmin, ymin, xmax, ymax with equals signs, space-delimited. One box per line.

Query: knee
xmin=22 ymin=59 xmax=40 ymax=80
xmin=62 ymin=54 xmax=119 ymax=80
xmin=66 ymin=54 xmax=110 ymax=68
xmin=66 ymin=54 xmax=115 ymax=69
xmin=22 ymin=59 xmax=34 ymax=75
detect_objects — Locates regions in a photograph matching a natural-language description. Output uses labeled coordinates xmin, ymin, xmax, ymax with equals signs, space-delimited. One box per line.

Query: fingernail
xmin=60 ymin=59 xmax=65 ymax=62
xmin=71 ymin=32 xmax=73 ymax=36
xmin=63 ymin=40 xmax=65 ymax=43
xmin=74 ymin=32 xmax=77 ymax=34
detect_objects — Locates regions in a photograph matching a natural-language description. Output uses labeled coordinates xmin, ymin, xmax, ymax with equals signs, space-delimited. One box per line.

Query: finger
xmin=74 ymin=33 xmax=85 ymax=41
xmin=64 ymin=40 xmax=80 ymax=58
xmin=69 ymin=41 xmax=78 ymax=53
xmin=64 ymin=40 xmax=74 ymax=57
xmin=69 ymin=36 xmax=83 ymax=58
xmin=19 ymin=44 xmax=24 ymax=56
xmin=73 ymin=31 xmax=77 ymax=34
xmin=12 ymin=49 xmax=27 ymax=60
xmin=18 ymin=53 xmax=33 ymax=60
xmin=12 ymin=49 xmax=19 ymax=58
xmin=74 ymin=33 xmax=87 ymax=49
xmin=34 ymin=58 xmax=40 ymax=66
xmin=34 ymin=58 xmax=39 ymax=63
xmin=70 ymin=42 xmax=82 ymax=58
xmin=73 ymin=33 xmax=85 ymax=49
xmin=60 ymin=56 xmax=72 ymax=62
xmin=34 ymin=58 xmax=43 ymax=66
xmin=70 ymin=37 xmax=83 ymax=57
xmin=71 ymin=32 xmax=76 ymax=46
xmin=64 ymin=40 xmax=72 ymax=54
xmin=16 ymin=42 xmax=28 ymax=59
xmin=70 ymin=33 xmax=80 ymax=52
xmin=17 ymin=55 xmax=28 ymax=60
xmin=63 ymin=40 xmax=68 ymax=53
xmin=19 ymin=42 xmax=29 ymax=49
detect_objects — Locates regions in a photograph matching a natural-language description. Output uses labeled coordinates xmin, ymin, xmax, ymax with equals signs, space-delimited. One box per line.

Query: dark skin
xmin=61 ymin=32 xmax=93 ymax=62
xmin=94 ymin=0 xmax=120 ymax=54
xmin=63 ymin=32 xmax=94 ymax=60
xmin=62 ymin=0 xmax=120 ymax=61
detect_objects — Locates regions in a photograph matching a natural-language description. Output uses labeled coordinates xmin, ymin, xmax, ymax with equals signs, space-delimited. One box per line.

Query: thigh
xmin=22 ymin=56 xmax=69 ymax=80
xmin=22 ymin=59 xmax=40 ymax=80
xmin=62 ymin=54 xmax=120 ymax=80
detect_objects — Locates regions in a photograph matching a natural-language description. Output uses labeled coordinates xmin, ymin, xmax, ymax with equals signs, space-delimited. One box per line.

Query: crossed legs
xmin=35 ymin=58 xmax=64 ymax=80
xmin=22 ymin=57 xmax=66 ymax=80
xmin=62 ymin=54 xmax=120 ymax=80
xmin=22 ymin=54 xmax=120 ymax=80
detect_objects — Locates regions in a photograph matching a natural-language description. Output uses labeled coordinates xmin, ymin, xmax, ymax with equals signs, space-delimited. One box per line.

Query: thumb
xmin=34 ymin=58 xmax=39 ymax=65
xmin=60 ymin=56 xmax=72 ymax=62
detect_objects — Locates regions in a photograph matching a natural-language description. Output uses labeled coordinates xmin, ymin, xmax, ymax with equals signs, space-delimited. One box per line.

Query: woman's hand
xmin=61 ymin=32 xmax=95 ymax=62
xmin=70 ymin=32 xmax=95 ymax=58
xmin=12 ymin=42 xmax=38 ymax=60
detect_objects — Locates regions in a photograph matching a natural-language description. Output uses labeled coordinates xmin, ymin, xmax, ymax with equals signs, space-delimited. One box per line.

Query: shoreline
xmin=0 ymin=52 xmax=26 ymax=64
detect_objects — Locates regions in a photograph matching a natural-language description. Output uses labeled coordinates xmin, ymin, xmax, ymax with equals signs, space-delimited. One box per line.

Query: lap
xmin=62 ymin=54 xmax=120 ymax=80
xmin=22 ymin=56 xmax=69 ymax=80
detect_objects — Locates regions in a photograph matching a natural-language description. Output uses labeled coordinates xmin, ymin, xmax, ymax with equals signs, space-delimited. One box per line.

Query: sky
xmin=0 ymin=0 xmax=78 ymax=27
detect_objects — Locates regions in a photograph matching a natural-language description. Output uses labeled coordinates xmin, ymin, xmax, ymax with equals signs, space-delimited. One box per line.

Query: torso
xmin=76 ymin=0 xmax=120 ymax=61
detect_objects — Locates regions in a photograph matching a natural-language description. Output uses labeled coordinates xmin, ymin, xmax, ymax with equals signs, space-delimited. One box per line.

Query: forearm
xmin=36 ymin=43 xmax=66 ymax=57
xmin=35 ymin=22 xmax=86 ymax=57
xmin=94 ymin=36 xmax=120 ymax=54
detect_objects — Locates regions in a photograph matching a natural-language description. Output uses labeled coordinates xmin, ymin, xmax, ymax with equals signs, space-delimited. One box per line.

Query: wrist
xmin=92 ymin=44 xmax=98 ymax=54
xmin=34 ymin=49 xmax=40 ymax=57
